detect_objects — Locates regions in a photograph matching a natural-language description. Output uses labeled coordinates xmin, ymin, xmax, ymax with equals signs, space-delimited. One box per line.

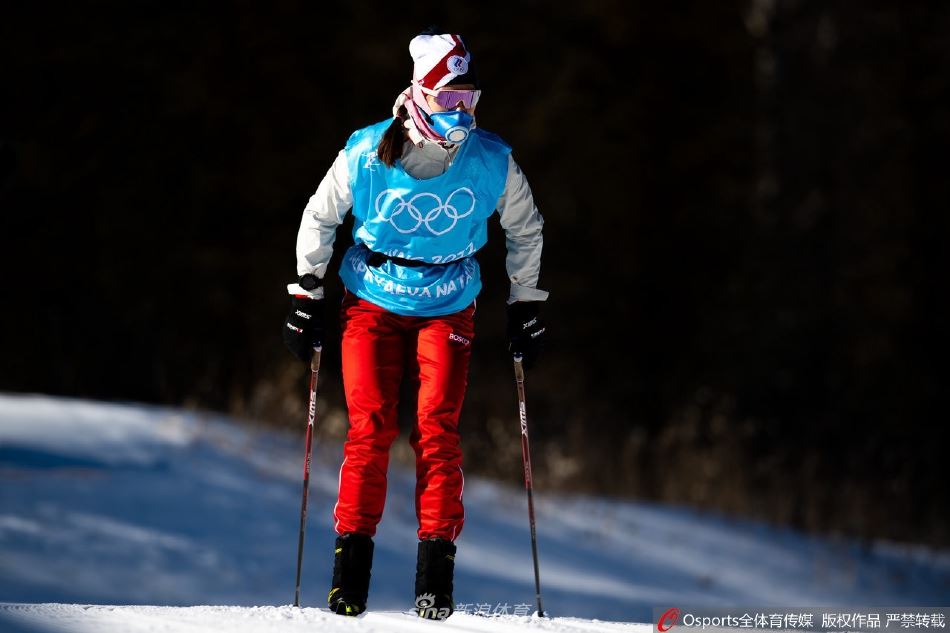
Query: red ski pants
xmin=334 ymin=292 xmax=475 ymax=541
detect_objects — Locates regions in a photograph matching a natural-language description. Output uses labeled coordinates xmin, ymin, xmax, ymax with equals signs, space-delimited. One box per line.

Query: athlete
xmin=282 ymin=28 xmax=548 ymax=619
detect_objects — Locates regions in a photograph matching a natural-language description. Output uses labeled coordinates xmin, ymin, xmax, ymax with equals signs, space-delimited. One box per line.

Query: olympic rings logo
xmin=374 ymin=187 xmax=476 ymax=236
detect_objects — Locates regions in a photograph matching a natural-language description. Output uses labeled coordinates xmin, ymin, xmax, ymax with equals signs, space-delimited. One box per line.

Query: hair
xmin=377 ymin=106 xmax=408 ymax=167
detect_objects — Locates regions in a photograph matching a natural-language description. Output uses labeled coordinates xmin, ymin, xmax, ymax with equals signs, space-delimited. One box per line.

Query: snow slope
xmin=0 ymin=604 xmax=645 ymax=633
xmin=1 ymin=393 xmax=948 ymax=633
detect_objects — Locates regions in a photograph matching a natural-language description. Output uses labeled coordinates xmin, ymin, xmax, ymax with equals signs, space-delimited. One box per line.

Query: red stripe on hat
xmin=418 ymin=35 xmax=468 ymax=90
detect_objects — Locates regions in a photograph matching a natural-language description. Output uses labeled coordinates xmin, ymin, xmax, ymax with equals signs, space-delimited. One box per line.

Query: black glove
xmin=282 ymin=296 xmax=325 ymax=364
xmin=507 ymin=301 xmax=546 ymax=370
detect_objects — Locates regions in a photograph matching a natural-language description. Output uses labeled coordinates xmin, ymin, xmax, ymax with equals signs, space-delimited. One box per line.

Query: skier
xmin=282 ymin=28 xmax=548 ymax=619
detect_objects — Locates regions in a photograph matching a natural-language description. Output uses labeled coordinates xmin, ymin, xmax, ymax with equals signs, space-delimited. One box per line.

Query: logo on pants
xmin=448 ymin=332 xmax=471 ymax=347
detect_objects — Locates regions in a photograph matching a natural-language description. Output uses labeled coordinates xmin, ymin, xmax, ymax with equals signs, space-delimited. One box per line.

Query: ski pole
xmin=513 ymin=354 xmax=545 ymax=618
xmin=294 ymin=345 xmax=322 ymax=608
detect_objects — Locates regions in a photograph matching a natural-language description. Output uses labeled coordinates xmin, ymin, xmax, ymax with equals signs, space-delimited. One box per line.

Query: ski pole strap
xmin=366 ymin=248 xmax=426 ymax=268
xmin=364 ymin=245 xmax=470 ymax=269
xmin=513 ymin=354 xmax=526 ymax=379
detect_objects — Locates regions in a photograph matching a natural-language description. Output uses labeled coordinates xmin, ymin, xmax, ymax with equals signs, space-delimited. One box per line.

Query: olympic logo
xmin=374 ymin=187 xmax=476 ymax=236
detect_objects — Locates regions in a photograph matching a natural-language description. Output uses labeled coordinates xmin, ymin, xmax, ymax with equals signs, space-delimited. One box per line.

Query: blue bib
xmin=339 ymin=119 xmax=511 ymax=316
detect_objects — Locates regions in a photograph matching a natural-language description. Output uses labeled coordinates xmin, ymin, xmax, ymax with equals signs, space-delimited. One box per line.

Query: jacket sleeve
xmin=286 ymin=150 xmax=353 ymax=299
xmin=496 ymin=154 xmax=550 ymax=304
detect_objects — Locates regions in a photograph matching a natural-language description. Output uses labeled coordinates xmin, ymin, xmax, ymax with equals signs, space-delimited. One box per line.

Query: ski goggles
xmin=429 ymin=88 xmax=481 ymax=110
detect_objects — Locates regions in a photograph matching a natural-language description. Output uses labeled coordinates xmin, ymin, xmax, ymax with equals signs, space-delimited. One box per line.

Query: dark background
xmin=2 ymin=1 xmax=947 ymax=547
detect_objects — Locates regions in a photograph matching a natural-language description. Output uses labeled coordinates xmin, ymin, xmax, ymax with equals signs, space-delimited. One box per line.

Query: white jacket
xmin=289 ymin=137 xmax=549 ymax=305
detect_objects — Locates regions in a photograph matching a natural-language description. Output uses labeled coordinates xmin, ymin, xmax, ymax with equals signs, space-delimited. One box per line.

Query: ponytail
xmin=377 ymin=107 xmax=408 ymax=167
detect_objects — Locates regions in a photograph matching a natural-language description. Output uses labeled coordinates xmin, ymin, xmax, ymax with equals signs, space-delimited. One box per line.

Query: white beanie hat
xmin=409 ymin=32 xmax=478 ymax=91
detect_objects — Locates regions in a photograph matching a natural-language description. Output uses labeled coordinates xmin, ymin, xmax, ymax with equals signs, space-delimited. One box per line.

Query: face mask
xmin=426 ymin=110 xmax=475 ymax=144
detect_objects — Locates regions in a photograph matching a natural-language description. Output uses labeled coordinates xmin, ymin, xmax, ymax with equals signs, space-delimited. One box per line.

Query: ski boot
xmin=327 ymin=533 xmax=374 ymax=616
xmin=414 ymin=537 xmax=456 ymax=620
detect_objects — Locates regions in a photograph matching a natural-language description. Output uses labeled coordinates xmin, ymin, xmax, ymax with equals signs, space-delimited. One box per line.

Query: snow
xmin=1 ymin=393 xmax=948 ymax=633
xmin=0 ymin=604 xmax=647 ymax=633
